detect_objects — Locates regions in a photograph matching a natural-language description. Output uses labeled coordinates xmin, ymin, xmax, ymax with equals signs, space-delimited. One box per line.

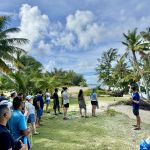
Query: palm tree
xmin=122 ymin=28 xmax=141 ymax=66
xmin=122 ymin=28 xmax=150 ymax=99
xmin=0 ymin=16 xmax=28 ymax=74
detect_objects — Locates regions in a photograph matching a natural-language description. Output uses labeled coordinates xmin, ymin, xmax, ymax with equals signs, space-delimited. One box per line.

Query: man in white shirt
xmin=45 ymin=89 xmax=51 ymax=113
xmin=62 ymin=87 xmax=69 ymax=120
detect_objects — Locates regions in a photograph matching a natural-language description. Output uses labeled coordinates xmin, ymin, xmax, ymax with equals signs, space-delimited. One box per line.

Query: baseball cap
xmin=26 ymin=95 xmax=33 ymax=100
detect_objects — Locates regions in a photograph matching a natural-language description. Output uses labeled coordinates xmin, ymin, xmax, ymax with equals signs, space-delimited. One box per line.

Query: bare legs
xmin=46 ymin=103 xmax=50 ymax=113
xmin=63 ymin=107 xmax=68 ymax=119
xmin=80 ymin=108 xmax=87 ymax=117
xmin=92 ymin=105 xmax=96 ymax=116
xmin=136 ymin=115 xmax=141 ymax=128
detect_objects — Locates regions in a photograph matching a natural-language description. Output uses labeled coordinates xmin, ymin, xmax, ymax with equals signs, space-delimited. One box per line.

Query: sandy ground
xmin=70 ymin=91 xmax=150 ymax=125
xmin=110 ymin=105 xmax=150 ymax=124
xmin=68 ymin=86 xmax=90 ymax=94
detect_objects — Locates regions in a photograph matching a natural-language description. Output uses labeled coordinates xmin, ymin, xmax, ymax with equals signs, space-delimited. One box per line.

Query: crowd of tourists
xmin=0 ymin=86 xmax=149 ymax=150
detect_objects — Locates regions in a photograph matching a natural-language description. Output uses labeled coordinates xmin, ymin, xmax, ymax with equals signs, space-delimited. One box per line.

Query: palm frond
xmin=0 ymin=38 xmax=29 ymax=45
xmin=0 ymin=28 xmax=20 ymax=39
xmin=0 ymin=58 xmax=11 ymax=73
xmin=0 ymin=16 xmax=10 ymax=30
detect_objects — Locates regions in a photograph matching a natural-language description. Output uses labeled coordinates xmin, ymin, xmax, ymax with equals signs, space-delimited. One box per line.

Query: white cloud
xmin=44 ymin=60 xmax=56 ymax=71
xmin=9 ymin=3 xmax=150 ymax=84
xmin=12 ymin=4 xmax=105 ymax=53
xmin=66 ymin=10 xmax=104 ymax=48
xmin=13 ymin=4 xmax=50 ymax=51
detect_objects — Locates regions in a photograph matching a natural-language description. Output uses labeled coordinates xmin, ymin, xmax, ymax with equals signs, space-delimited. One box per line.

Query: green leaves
xmin=0 ymin=15 xmax=28 ymax=75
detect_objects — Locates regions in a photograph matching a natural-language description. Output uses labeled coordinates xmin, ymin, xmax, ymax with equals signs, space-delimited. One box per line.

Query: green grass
xmin=99 ymin=96 xmax=129 ymax=103
xmin=31 ymin=101 xmax=150 ymax=150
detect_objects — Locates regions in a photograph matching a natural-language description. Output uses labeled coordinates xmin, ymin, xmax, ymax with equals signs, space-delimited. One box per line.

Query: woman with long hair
xmin=78 ymin=89 xmax=87 ymax=117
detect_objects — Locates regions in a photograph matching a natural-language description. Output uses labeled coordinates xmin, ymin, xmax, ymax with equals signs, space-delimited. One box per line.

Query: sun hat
xmin=26 ymin=95 xmax=33 ymax=100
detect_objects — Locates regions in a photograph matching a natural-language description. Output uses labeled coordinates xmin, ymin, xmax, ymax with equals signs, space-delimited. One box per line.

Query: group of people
xmin=0 ymin=86 xmax=150 ymax=149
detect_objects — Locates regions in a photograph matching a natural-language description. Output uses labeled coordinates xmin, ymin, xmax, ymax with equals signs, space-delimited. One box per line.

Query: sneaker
xmin=85 ymin=116 xmax=89 ymax=118
xmin=63 ymin=117 xmax=68 ymax=120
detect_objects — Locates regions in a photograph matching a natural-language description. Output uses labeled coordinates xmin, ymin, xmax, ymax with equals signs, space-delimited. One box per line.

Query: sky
xmin=1 ymin=0 xmax=150 ymax=85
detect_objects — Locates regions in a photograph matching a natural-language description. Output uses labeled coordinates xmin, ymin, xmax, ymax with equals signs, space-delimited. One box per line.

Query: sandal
xmin=134 ymin=127 xmax=141 ymax=130
xmin=132 ymin=125 xmax=138 ymax=127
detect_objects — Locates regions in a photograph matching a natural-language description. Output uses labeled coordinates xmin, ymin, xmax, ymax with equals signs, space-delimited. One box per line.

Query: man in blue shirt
xmin=131 ymin=86 xmax=141 ymax=130
xmin=8 ymin=96 xmax=30 ymax=149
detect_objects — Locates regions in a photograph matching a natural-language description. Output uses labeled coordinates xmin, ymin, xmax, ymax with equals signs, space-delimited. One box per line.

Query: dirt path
xmin=85 ymin=96 xmax=150 ymax=125
xmin=110 ymin=105 xmax=150 ymax=124
xmin=68 ymin=86 xmax=150 ymax=125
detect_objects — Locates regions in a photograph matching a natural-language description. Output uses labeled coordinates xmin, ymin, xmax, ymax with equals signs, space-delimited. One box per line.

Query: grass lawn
xmin=99 ymin=96 xmax=130 ymax=103
xmin=30 ymin=98 xmax=150 ymax=150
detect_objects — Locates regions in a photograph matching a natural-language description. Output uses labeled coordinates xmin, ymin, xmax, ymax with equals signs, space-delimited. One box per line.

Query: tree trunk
xmin=145 ymin=83 xmax=150 ymax=100
xmin=143 ymin=78 xmax=150 ymax=100
xmin=132 ymin=50 xmax=138 ymax=65
xmin=137 ymin=81 xmax=143 ymax=98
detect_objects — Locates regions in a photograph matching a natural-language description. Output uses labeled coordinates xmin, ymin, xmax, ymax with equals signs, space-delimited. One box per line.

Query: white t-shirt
xmin=25 ymin=102 xmax=35 ymax=115
xmin=45 ymin=92 xmax=50 ymax=100
xmin=62 ymin=91 xmax=69 ymax=104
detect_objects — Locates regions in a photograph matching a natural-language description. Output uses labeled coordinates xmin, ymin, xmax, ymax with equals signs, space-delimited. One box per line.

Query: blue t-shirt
xmin=8 ymin=110 xmax=27 ymax=144
xmin=36 ymin=95 xmax=44 ymax=109
xmin=90 ymin=93 xmax=97 ymax=101
xmin=132 ymin=92 xmax=140 ymax=109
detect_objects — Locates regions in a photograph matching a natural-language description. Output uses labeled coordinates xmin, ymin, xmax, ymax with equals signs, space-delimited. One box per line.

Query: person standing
xmin=45 ymin=89 xmax=51 ymax=113
xmin=53 ymin=88 xmax=61 ymax=115
xmin=90 ymin=89 xmax=98 ymax=117
xmin=0 ymin=104 xmax=14 ymax=150
xmin=36 ymin=91 xmax=44 ymax=126
xmin=131 ymin=86 xmax=141 ymax=130
xmin=62 ymin=87 xmax=69 ymax=120
xmin=8 ymin=96 xmax=31 ymax=149
xmin=25 ymin=95 xmax=39 ymax=135
xmin=0 ymin=104 xmax=26 ymax=150
xmin=78 ymin=89 xmax=87 ymax=117
xmin=61 ymin=88 xmax=64 ymax=108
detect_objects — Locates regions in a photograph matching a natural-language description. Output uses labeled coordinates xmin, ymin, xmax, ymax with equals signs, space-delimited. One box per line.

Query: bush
xmin=109 ymin=90 xmax=124 ymax=97
xmin=106 ymin=109 xmax=118 ymax=116
xmin=84 ymin=89 xmax=108 ymax=96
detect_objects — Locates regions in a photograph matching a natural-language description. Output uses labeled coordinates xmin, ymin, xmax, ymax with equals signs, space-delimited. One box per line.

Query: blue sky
xmin=1 ymin=0 xmax=150 ymax=85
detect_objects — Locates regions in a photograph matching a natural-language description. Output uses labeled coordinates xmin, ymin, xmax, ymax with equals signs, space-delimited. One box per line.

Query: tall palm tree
xmin=122 ymin=28 xmax=150 ymax=99
xmin=122 ymin=28 xmax=141 ymax=66
xmin=0 ymin=16 xmax=28 ymax=74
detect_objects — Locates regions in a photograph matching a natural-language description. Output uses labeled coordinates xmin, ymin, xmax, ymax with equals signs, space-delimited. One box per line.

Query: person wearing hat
xmin=25 ymin=95 xmax=39 ymax=135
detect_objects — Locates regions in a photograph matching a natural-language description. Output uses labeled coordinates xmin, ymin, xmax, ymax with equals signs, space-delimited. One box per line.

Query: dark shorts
xmin=91 ymin=101 xmax=97 ymax=106
xmin=28 ymin=114 xmax=35 ymax=123
xmin=37 ymin=109 xmax=43 ymax=119
xmin=64 ymin=103 xmax=69 ymax=108
xmin=45 ymin=99 xmax=50 ymax=105
xmin=133 ymin=108 xmax=139 ymax=116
